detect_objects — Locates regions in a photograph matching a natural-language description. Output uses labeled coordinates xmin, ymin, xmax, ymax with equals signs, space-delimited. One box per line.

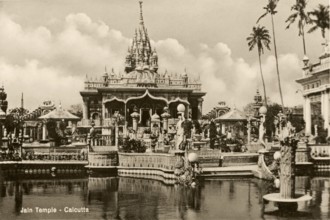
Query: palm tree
xmin=257 ymin=0 xmax=284 ymax=112
xmin=247 ymin=26 xmax=271 ymax=106
xmin=308 ymin=4 xmax=329 ymax=40
xmin=285 ymin=0 xmax=311 ymax=55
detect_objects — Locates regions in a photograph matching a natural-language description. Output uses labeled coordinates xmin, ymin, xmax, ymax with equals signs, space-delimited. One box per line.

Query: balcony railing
xmin=84 ymin=78 xmax=202 ymax=91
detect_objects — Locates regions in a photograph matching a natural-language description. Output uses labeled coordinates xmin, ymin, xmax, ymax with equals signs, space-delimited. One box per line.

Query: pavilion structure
xmin=296 ymin=42 xmax=330 ymax=136
xmin=79 ymin=2 xmax=206 ymax=137
xmin=215 ymin=107 xmax=247 ymax=138
xmin=19 ymin=101 xmax=56 ymax=143
xmin=38 ymin=104 xmax=80 ymax=141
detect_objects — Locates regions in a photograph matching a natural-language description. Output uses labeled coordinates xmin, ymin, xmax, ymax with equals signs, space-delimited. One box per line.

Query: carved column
xmin=221 ymin=123 xmax=226 ymax=135
xmin=83 ymin=98 xmax=89 ymax=120
xmin=247 ymin=119 xmax=251 ymax=145
xmin=197 ymin=98 xmax=203 ymax=120
xmin=322 ymin=91 xmax=329 ymax=131
xmin=130 ymin=108 xmax=140 ymax=132
xmin=280 ymin=138 xmax=297 ymax=199
xmin=115 ymin=125 xmax=119 ymax=148
xmin=102 ymin=103 xmax=106 ymax=119
xmin=304 ymin=96 xmax=311 ymax=135
xmin=42 ymin=122 xmax=47 ymax=140
xmin=161 ymin=107 xmax=171 ymax=131
xmin=29 ymin=128 xmax=33 ymax=141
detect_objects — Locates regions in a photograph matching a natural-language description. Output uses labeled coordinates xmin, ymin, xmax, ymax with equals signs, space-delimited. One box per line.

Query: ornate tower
xmin=124 ymin=1 xmax=158 ymax=73
xmin=0 ymin=86 xmax=8 ymax=113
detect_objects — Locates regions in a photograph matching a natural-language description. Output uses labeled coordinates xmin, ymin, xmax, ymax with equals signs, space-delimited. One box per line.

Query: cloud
xmin=0 ymin=12 xmax=303 ymax=113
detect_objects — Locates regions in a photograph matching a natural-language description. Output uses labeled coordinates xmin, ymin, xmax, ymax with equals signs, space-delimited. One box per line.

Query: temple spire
xmin=139 ymin=1 xmax=144 ymax=25
xmin=21 ymin=92 xmax=24 ymax=110
xmin=125 ymin=1 xmax=158 ymax=73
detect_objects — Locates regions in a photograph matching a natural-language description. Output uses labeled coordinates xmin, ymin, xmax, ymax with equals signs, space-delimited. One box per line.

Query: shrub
xmin=120 ymin=138 xmax=146 ymax=153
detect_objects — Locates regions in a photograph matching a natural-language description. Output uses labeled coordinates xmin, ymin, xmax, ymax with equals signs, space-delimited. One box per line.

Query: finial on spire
xmin=139 ymin=1 xmax=144 ymax=25
xmin=21 ymin=92 xmax=24 ymax=109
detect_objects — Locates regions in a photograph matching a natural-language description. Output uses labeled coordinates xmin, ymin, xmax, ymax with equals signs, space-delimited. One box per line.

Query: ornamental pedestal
xmin=263 ymin=138 xmax=312 ymax=212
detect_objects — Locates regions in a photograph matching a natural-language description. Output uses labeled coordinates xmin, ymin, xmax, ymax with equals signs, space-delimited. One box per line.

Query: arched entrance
xmin=126 ymin=94 xmax=167 ymax=127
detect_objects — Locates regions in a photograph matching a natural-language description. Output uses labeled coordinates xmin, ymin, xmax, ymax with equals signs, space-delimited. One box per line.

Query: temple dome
xmin=151 ymin=113 xmax=160 ymax=121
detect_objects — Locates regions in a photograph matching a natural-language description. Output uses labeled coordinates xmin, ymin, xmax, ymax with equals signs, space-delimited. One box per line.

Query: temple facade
xmin=296 ymin=42 xmax=330 ymax=136
xmin=80 ymin=2 xmax=206 ymax=129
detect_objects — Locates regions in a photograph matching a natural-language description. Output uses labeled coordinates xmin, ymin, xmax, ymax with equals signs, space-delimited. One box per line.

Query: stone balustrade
xmin=84 ymin=78 xmax=202 ymax=91
xmin=88 ymin=152 xmax=118 ymax=167
xmin=118 ymin=152 xmax=176 ymax=171
xmin=310 ymin=144 xmax=330 ymax=158
xmin=22 ymin=152 xmax=88 ymax=161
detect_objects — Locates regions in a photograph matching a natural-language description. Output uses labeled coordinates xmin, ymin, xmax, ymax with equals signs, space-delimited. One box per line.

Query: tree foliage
xmin=68 ymin=104 xmax=83 ymax=118
xmin=247 ymin=26 xmax=271 ymax=106
xmin=264 ymin=103 xmax=282 ymax=138
xmin=308 ymin=4 xmax=329 ymax=38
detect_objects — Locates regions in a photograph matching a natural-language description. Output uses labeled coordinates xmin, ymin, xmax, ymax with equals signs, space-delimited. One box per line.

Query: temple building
xmin=296 ymin=42 xmax=330 ymax=136
xmin=80 ymin=2 xmax=206 ymax=130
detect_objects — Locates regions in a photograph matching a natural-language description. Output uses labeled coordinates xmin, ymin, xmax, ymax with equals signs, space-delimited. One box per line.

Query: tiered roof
xmin=124 ymin=1 xmax=158 ymax=73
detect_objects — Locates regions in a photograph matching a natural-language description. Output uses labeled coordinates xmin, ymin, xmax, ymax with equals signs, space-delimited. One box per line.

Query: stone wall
xmin=117 ymin=153 xmax=177 ymax=180
xmin=88 ymin=151 xmax=118 ymax=167
xmin=118 ymin=152 xmax=176 ymax=171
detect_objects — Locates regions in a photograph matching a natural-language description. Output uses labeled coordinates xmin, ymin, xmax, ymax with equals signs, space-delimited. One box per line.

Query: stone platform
xmin=263 ymin=193 xmax=313 ymax=212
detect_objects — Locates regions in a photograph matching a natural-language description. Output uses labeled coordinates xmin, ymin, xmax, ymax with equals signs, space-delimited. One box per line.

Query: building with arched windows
xmin=296 ymin=42 xmax=330 ymax=136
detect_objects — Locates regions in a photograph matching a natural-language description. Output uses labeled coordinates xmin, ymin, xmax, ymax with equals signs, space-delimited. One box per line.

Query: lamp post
xmin=0 ymin=86 xmax=8 ymax=159
xmin=0 ymin=109 xmax=6 ymax=156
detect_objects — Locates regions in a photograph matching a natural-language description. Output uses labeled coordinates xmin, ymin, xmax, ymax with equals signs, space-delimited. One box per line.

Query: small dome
xmin=130 ymin=111 xmax=140 ymax=118
xmin=151 ymin=113 xmax=160 ymax=121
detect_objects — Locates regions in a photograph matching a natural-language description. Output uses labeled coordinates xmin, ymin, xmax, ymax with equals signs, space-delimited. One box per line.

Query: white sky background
xmin=0 ymin=0 xmax=328 ymax=112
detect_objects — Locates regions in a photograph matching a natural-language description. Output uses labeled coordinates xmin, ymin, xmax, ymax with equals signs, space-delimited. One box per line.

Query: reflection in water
xmin=0 ymin=175 xmax=328 ymax=220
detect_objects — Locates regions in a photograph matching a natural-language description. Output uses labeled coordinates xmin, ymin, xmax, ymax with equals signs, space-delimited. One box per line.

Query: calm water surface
xmin=0 ymin=174 xmax=329 ymax=220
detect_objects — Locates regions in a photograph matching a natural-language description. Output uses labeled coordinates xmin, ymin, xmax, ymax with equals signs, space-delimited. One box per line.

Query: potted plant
xmin=193 ymin=120 xmax=203 ymax=141
xmin=143 ymin=128 xmax=151 ymax=139
xmin=163 ymin=131 xmax=171 ymax=153
xmin=226 ymin=138 xmax=237 ymax=153
xmin=150 ymin=133 xmax=158 ymax=152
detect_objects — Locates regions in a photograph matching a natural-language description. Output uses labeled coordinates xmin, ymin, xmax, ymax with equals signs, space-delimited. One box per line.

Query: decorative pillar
xmin=36 ymin=126 xmax=40 ymax=140
xmin=322 ymin=91 xmax=329 ymax=131
xmin=221 ymin=123 xmax=226 ymax=135
xmin=304 ymin=96 xmax=311 ymax=135
xmin=83 ymin=98 xmax=88 ymax=120
xmin=280 ymin=138 xmax=298 ymax=199
xmin=102 ymin=103 xmax=106 ymax=119
xmin=72 ymin=121 xmax=77 ymax=134
xmin=42 ymin=121 xmax=47 ymax=140
xmin=130 ymin=107 xmax=140 ymax=132
xmin=197 ymin=98 xmax=203 ymax=120
xmin=161 ymin=107 xmax=171 ymax=131
xmin=115 ymin=125 xmax=119 ymax=148
xmin=29 ymin=128 xmax=33 ymax=141
xmin=247 ymin=119 xmax=251 ymax=145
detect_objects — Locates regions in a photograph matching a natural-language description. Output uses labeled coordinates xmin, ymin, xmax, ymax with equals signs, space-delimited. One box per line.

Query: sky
xmin=0 ymin=0 xmax=328 ymax=113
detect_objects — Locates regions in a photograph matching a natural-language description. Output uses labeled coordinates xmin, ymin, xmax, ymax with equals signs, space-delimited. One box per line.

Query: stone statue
xmin=175 ymin=113 xmax=185 ymax=150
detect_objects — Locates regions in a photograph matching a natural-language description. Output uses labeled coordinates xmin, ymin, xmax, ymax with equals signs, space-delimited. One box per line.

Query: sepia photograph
xmin=0 ymin=0 xmax=329 ymax=219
